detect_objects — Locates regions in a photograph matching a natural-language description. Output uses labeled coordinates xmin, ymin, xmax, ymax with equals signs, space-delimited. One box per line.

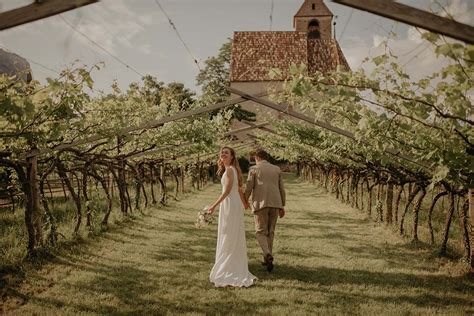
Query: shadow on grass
xmin=0 ymin=213 xmax=161 ymax=308
xmin=4 ymin=175 xmax=474 ymax=314
xmin=33 ymin=215 xmax=472 ymax=314
xmin=272 ymin=264 xmax=473 ymax=306
xmin=23 ymin=250 xmax=266 ymax=314
xmin=11 ymin=255 xmax=474 ymax=314
xmin=24 ymin=265 xmax=176 ymax=315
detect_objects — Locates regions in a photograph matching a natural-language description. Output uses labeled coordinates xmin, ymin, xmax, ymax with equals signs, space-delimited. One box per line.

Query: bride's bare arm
xmin=208 ymin=168 xmax=234 ymax=214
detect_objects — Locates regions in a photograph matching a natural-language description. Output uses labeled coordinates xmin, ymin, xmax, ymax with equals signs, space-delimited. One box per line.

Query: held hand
xmin=243 ymin=201 xmax=250 ymax=210
xmin=207 ymin=206 xmax=216 ymax=215
xmin=279 ymin=208 xmax=285 ymax=218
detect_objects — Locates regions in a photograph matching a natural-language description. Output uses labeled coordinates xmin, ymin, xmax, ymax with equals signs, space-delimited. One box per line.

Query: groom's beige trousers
xmin=254 ymin=207 xmax=279 ymax=257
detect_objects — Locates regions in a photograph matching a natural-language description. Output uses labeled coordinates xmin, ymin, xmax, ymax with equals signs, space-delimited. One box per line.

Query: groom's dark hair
xmin=255 ymin=149 xmax=269 ymax=160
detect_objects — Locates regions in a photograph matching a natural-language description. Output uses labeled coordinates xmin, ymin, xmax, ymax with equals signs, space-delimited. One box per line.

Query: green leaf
xmin=431 ymin=165 xmax=449 ymax=184
xmin=421 ymin=32 xmax=440 ymax=43
xmin=269 ymin=68 xmax=282 ymax=79
xmin=373 ymin=54 xmax=388 ymax=66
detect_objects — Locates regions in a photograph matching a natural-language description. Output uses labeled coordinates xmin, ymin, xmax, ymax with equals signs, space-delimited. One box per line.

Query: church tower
xmin=229 ymin=0 xmax=348 ymax=135
xmin=230 ymin=0 xmax=348 ymax=83
xmin=293 ymin=0 xmax=333 ymax=40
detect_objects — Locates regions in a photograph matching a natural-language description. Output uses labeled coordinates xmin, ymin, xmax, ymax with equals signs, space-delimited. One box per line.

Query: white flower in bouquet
xmin=195 ymin=205 xmax=215 ymax=228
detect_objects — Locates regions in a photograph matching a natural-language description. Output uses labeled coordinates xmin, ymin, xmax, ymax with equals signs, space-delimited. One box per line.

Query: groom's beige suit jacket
xmin=244 ymin=160 xmax=286 ymax=213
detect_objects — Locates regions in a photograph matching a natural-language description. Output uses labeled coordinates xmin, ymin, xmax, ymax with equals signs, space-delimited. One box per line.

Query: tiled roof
xmin=230 ymin=32 xmax=307 ymax=82
xmin=307 ymin=39 xmax=350 ymax=74
xmin=230 ymin=32 xmax=349 ymax=82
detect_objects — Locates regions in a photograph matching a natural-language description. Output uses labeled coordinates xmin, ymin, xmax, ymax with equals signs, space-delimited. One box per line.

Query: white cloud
xmin=138 ymin=44 xmax=152 ymax=55
xmin=443 ymin=0 xmax=473 ymax=24
xmin=138 ymin=15 xmax=154 ymax=26
xmin=55 ymin=0 xmax=157 ymax=54
xmin=406 ymin=27 xmax=423 ymax=43
xmin=2 ymin=0 xmax=472 ymax=94
xmin=341 ymin=0 xmax=474 ymax=81
xmin=372 ymin=35 xmax=387 ymax=48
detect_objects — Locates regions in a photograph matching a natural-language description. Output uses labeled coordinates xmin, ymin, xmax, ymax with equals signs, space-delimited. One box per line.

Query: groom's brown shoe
xmin=265 ymin=254 xmax=274 ymax=272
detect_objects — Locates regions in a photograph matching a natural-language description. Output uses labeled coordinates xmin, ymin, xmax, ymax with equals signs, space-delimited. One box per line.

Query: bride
xmin=207 ymin=146 xmax=257 ymax=287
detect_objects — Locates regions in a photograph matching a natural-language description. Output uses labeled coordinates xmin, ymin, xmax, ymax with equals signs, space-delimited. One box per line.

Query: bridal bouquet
xmin=195 ymin=205 xmax=215 ymax=228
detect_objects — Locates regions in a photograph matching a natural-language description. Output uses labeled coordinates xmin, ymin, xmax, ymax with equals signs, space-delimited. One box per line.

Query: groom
xmin=244 ymin=149 xmax=286 ymax=272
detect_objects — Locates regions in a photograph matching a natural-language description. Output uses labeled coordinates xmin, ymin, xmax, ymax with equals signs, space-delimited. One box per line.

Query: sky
xmin=0 ymin=0 xmax=472 ymax=94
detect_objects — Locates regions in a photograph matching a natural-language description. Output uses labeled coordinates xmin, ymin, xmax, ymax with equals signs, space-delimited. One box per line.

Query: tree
xmin=160 ymin=82 xmax=195 ymax=112
xmin=196 ymin=40 xmax=255 ymax=121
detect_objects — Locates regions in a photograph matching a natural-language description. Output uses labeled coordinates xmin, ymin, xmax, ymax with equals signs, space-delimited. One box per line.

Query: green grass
xmin=352 ymin=182 xmax=467 ymax=258
xmin=0 ymin=177 xmax=183 ymax=270
xmin=2 ymin=174 xmax=473 ymax=315
xmin=0 ymin=193 xmax=124 ymax=269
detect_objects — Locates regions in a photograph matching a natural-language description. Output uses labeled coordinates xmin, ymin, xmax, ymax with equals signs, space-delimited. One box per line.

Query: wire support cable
xmin=153 ymin=0 xmax=201 ymax=71
xmin=269 ymin=0 xmax=274 ymax=31
xmin=58 ymin=14 xmax=145 ymax=78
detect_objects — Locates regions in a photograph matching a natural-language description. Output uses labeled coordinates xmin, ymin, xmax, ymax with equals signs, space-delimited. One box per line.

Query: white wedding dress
xmin=209 ymin=166 xmax=256 ymax=287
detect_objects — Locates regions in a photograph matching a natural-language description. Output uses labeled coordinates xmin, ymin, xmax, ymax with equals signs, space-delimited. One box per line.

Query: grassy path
xmin=5 ymin=174 xmax=473 ymax=315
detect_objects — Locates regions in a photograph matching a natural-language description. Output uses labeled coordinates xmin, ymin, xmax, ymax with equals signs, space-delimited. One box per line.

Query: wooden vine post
xmin=470 ymin=188 xmax=474 ymax=268
xmin=25 ymin=150 xmax=41 ymax=257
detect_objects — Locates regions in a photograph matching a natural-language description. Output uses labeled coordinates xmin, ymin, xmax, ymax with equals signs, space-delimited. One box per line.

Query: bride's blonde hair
xmin=217 ymin=146 xmax=243 ymax=187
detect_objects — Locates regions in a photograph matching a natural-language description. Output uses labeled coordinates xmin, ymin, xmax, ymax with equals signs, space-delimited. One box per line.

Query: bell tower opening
xmin=294 ymin=0 xmax=333 ymax=40
xmin=308 ymin=20 xmax=320 ymax=39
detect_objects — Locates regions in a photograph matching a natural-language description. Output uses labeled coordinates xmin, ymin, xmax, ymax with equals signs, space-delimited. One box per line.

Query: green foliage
xmin=196 ymin=40 xmax=231 ymax=102
xmin=0 ymin=64 xmax=234 ymax=159
xmin=196 ymin=39 xmax=256 ymax=122
xmin=256 ymin=35 xmax=473 ymax=189
xmin=0 ymin=67 xmax=92 ymax=155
